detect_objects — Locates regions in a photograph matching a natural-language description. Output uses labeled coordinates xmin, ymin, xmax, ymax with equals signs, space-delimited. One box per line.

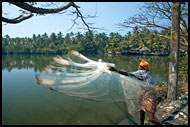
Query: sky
xmin=2 ymin=2 xmax=145 ymax=38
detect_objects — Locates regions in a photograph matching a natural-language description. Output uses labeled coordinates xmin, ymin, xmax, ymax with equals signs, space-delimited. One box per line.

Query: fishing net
xmin=36 ymin=50 xmax=154 ymax=115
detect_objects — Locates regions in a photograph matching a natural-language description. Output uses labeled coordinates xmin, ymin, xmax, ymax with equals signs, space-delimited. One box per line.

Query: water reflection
xmin=2 ymin=54 xmax=169 ymax=125
xmin=2 ymin=54 xmax=169 ymax=83
xmin=2 ymin=54 xmax=54 ymax=72
xmin=87 ymin=54 xmax=169 ymax=84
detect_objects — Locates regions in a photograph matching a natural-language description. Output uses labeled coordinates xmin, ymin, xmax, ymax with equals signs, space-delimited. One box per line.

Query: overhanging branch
xmin=3 ymin=2 xmax=91 ymax=31
xmin=10 ymin=2 xmax=74 ymax=14
xmin=2 ymin=13 xmax=33 ymax=24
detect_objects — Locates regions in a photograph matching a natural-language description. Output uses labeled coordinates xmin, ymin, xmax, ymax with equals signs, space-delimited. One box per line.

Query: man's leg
xmin=140 ymin=110 xmax=145 ymax=125
xmin=148 ymin=112 xmax=162 ymax=125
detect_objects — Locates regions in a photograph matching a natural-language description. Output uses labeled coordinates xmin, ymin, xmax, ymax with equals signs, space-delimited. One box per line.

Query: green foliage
xmin=178 ymin=54 xmax=188 ymax=81
xmin=2 ymin=27 xmax=187 ymax=55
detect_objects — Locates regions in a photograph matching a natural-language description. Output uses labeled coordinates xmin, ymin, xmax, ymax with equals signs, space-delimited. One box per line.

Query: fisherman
xmin=109 ymin=60 xmax=162 ymax=125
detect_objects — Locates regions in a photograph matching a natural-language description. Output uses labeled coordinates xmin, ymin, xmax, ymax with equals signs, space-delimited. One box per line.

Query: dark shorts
xmin=139 ymin=89 xmax=157 ymax=113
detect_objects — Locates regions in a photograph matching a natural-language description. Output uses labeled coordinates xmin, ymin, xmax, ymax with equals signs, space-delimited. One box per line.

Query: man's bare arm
xmin=109 ymin=67 xmax=129 ymax=76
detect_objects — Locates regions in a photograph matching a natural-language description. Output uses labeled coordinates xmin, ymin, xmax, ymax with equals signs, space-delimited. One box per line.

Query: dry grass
xmin=155 ymin=82 xmax=168 ymax=103
xmin=155 ymin=80 xmax=188 ymax=104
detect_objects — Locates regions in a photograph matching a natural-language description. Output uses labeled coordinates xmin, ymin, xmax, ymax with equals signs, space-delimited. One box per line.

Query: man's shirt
xmin=128 ymin=70 xmax=154 ymax=86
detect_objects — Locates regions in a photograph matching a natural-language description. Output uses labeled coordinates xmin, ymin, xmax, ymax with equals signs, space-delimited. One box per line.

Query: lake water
xmin=2 ymin=54 xmax=169 ymax=125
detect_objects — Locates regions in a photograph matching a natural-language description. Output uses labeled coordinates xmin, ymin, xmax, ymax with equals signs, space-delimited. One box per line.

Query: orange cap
xmin=139 ymin=60 xmax=150 ymax=71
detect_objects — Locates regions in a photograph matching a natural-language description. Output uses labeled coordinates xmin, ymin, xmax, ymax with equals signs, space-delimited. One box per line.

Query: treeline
xmin=1 ymin=26 xmax=187 ymax=55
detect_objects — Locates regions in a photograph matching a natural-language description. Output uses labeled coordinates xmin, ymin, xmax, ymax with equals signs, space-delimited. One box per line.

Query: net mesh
xmin=36 ymin=50 xmax=154 ymax=114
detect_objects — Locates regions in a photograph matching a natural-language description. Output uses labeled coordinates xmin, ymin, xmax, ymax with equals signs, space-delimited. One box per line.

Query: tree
xmin=2 ymin=2 xmax=99 ymax=31
xmin=119 ymin=2 xmax=188 ymax=48
xmin=168 ymin=2 xmax=180 ymax=100
xmin=94 ymin=32 xmax=108 ymax=54
xmin=119 ymin=2 xmax=187 ymax=100
xmin=82 ymin=31 xmax=97 ymax=54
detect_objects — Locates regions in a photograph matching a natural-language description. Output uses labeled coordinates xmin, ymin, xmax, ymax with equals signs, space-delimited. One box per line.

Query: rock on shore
xmin=145 ymin=93 xmax=188 ymax=125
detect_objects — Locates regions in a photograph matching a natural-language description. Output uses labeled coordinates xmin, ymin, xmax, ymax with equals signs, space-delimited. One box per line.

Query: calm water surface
xmin=2 ymin=54 xmax=169 ymax=125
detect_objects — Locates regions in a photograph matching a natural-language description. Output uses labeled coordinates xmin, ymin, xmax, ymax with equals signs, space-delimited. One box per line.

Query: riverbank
xmin=145 ymin=81 xmax=188 ymax=125
xmin=117 ymin=81 xmax=188 ymax=125
xmin=145 ymin=94 xmax=188 ymax=125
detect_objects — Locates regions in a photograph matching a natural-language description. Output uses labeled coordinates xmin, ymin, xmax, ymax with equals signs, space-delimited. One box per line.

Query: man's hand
xmin=109 ymin=67 xmax=129 ymax=76
xmin=109 ymin=66 xmax=117 ymax=72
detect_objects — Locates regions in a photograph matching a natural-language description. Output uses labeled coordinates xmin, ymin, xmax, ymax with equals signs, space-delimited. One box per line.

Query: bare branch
xmin=119 ymin=2 xmax=173 ymax=31
xmin=154 ymin=2 xmax=172 ymax=20
xmin=2 ymin=13 xmax=33 ymax=24
xmin=3 ymin=2 xmax=102 ymax=32
xmin=180 ymin=18 xmax=188 ymax=32
xmin=10 ymin=2 xmax=74 ymax=14
xmin=153 ymin=33 xmax=170 ymax=39
xmin=122 ymin=14 xmax=170 ymax=30
xmin=180 ymin=34 xmax=188 ymax=46
xmin=67 ymin=2 xmax=98 ymax=32
xmin=67 ymin=16 xmax=79 ymax=31
xmin=74 ymin=5 xmax=90 ymax=31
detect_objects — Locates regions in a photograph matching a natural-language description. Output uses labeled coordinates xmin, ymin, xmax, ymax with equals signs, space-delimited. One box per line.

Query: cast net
xmin=36 ymin=50 xmax=154 ymax=114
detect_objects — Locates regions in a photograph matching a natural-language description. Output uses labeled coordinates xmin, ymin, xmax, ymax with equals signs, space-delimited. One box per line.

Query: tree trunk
xmin=167 ymin=2 xmax=180 ymax=100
